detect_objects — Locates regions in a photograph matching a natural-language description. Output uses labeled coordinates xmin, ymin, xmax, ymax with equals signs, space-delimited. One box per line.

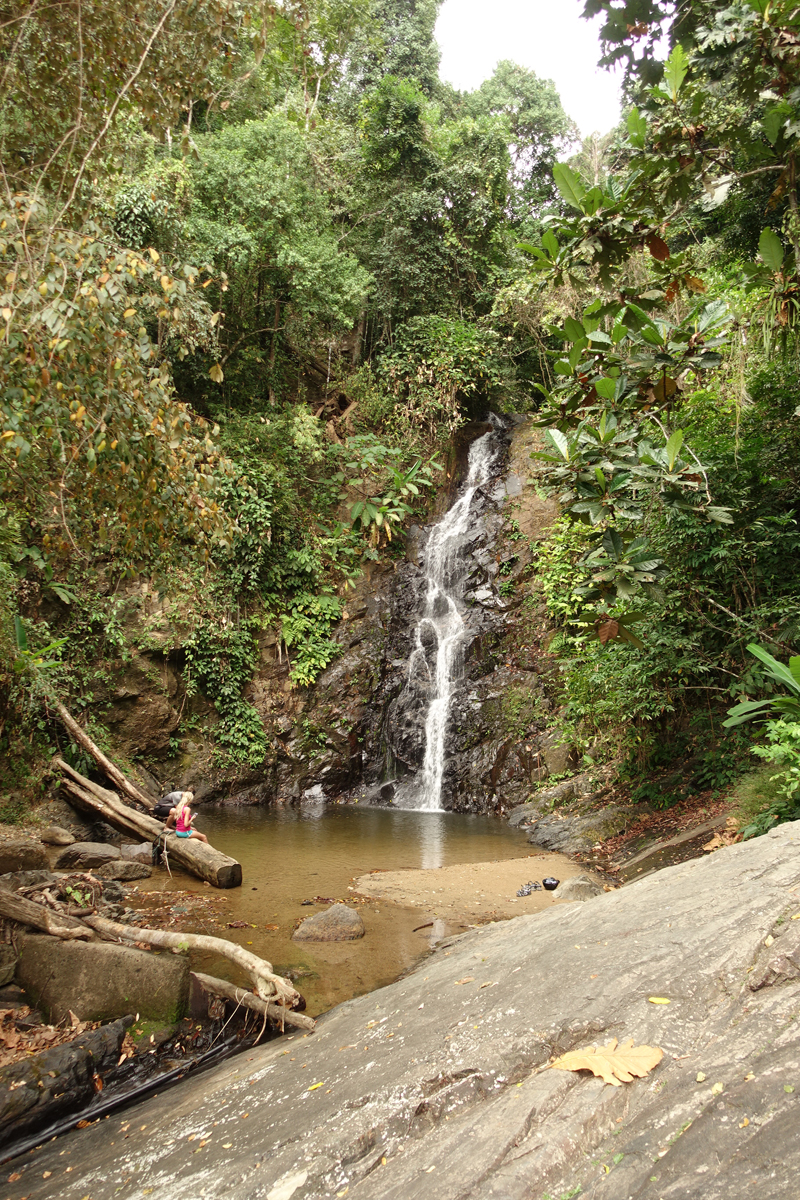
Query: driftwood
xmin=85 ymin=914 xmax=300 ymax=1007
xmin=0 ymin=888 xmax=96 ymax=941
xmin=53 ymin=703 xmax=155 ymax=811
xmin=192 ymin=972 xmax=315 ymax=1033
xmin=55 ymin=759 xmax=242 ymax=890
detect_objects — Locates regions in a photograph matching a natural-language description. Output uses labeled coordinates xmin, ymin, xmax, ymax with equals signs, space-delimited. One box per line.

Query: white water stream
xmin=407 ymin=426 xmax=499 ymax=810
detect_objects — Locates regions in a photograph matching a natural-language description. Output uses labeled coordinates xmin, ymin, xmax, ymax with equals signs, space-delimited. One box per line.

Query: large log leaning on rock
xmin=53 ymin=702 xmax=155 ymax=811
xmin=0 ymin=887 xmax=96 ymax=940
xmin=55 ymin=759 xmax=242 ymax=890
xmin=85 ymin=915 xmax=300 ymax=1008
xmin=192 ymin=973 xmax=315 ymax=1033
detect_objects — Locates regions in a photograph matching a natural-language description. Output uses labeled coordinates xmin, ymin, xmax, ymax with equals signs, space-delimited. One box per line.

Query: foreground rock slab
xmin=5 ymin=822 xmax=800 ymax=1200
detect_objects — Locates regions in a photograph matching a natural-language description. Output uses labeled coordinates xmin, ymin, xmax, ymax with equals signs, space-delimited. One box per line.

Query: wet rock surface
xmin=9 ymin=821 xmax=800 ymax=1200
xmin=0 ymin=1017 xmax=131 ymax=1147
xmin=95 ymin=860 xmax=152 ymax=881
xmin=292 ymin=903 xmax=366 ymax=942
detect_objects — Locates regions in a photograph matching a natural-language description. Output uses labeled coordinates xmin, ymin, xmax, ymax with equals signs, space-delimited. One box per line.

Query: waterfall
xmin=403 ymin=424 xmax=502 ymax=811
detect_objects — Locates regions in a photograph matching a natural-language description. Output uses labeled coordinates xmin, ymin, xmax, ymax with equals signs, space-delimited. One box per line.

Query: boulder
xmin=55 ymin=842 xmax=121 ymax=870
xmin=16 ymin=934 xmax=189 ymax=1024
xmin=0 ymin=1017 xmax=130 ymax=1148
xmin=292 ymin=903 xmax=365 ymax=942
xmin=39 ymin=825 xmax=75 ymax=846
xmin=120 ymin=841 xmax=154 ymax=865
xmin=0 ymin=869 xmax=58 ymax=892
xmin=95 ymin=860 xmax=152 ymax=881
xmin=0 ymin=944 xmax=17 ymax=987
xmin=0 ymin=839 xmax=49 ymax=874
xmin=551 ymin=873 xmax=605 ymax=902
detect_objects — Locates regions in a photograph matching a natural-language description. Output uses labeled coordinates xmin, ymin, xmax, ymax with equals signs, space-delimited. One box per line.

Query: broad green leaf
xmin=541 ymin=229 xmax=560 ymax=259
xmin=745 ymin=0 xmax=770 ymax=14
xmin=789 ymin=656 xmax=800 ymax=687
xmin=602 ymin=528 xmax=624 ymax=559
xmin=758 ymin=227 xmax=784 ymax=272
xmin=14 ymin=615 xmax=28 ymax=653
xmin=564 ymin=317 xmax=585 ymax=342
xmin=665 ymin=429 xmax=684 ymax=471
xmin=545 ymin=428 xmax=570 ymax=461
xmin=553 ymin=162 xmax=586 ymax=211
xmin=747 ymin=644 xmax=800 ymax=695
xmin=762 ymin=105 xmax=786 ymax=146
xmin=594 ymin=377 xmax=616 ymax=401
xmin=663 ymin=45 xmax=689 ymax=101
xmin=554 ymin=360 xmax=573 ymax=375
xmin=722 ymin=698 xmax=775 ymax=728
xmin=627 ymin=107 xmax=647 ymax=148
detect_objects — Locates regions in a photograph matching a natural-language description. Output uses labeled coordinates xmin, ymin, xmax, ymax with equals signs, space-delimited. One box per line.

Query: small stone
xmin=293 ymin=904 xmax=366 ymax=942
xmin=39 ymin=826 xmax=75 ymax=847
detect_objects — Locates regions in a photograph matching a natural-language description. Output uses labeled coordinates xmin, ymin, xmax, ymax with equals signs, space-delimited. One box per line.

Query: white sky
xmin=435 ymin=0 xmax=623 ymax=139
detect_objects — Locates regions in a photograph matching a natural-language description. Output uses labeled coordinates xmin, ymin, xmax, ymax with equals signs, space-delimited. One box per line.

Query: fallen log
xmin=53 ymin=703 xmax=155 ymax=811
xmin=192 ymin=972 xmax=315 ymax=1033
xmin=0 ymin=888 xmax=96 ymax=941
xmin=85 ymin=915 xmax=299 ymax=1007
xmin=55 ymin=759 xmax=242 ymax=890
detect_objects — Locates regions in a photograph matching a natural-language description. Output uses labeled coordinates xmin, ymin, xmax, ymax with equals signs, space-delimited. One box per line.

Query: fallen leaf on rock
xmin=308 ymin=1082 xmax=324 ymax=1091
xmin=550 ymin=1038 xmax=663 ymax=1087
xmin=479 ymin=981 xmax=496 ymax=989
xmin=648 ymin=997 xmax=670 ymax=1005
xmin=711 ymin=1082 xmax=724 ymax=1095
xmin=227 ymin=921 xmax=249 ymax=929
xmin=7 ymin=1173 xmax=20 ymax=1182
xmin=454 ymin=977 xmax=474 ymax=985
xmin=223 ymin=1143 xmax=232 ymax=1149
xmin=696 ymin=1072 xmax=706 ymax=1082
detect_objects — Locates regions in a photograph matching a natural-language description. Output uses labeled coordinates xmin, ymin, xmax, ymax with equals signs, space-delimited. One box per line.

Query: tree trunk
xmin=85 ymin=915 xmax=299 ymax=1007
xmin=55 ymin=759 xmax=242 ymax=890
xmin=0 ymin=888 xmax=96 ymax=940
xmin=53 ymin=703 xmax=155 ymax=811
xmin=191 ymin=972 xmax=315 ymax=1032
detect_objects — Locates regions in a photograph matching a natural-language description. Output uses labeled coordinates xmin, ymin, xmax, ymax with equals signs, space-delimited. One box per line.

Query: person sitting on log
xmin=166 ymin=793 xmax=209 ymax=844
xmin=154 ymin=789 xmax=185 ymax=820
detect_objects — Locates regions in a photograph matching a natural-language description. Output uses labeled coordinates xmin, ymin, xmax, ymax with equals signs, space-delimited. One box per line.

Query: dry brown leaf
xmin=549 ymin=1037 xmax=663 ymax=1087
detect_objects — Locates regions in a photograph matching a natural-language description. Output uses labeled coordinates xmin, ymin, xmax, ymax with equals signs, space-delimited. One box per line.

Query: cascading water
xmin=402 ymin=423 xmax=502 ymax=811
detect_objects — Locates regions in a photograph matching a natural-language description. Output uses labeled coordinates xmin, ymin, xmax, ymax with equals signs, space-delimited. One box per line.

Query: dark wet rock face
xmin=0 ymin=1018 xmax=130 ymax=1148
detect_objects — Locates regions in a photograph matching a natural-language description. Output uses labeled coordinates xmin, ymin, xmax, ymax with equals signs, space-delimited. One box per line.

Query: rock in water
xmin=95 ymin=860 xmax=152 ymax=881
xmin=292 ymin=903 xmax=366 ymax=942
xmin=551 ymin=874 xmax=604 ymax=902
xmin=120 ymin=842 xmax=154 ymax=865
xmin=0 ymin=840 xmax=49 ymax=874
xmin=39 ymin=825 xmax=75 ymax=846
xmin=55 ymin=842 xmax=121 ymax=869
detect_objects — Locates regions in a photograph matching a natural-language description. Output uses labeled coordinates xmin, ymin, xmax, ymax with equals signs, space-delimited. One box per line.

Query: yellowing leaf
xmin=711 ymin=1082 xmax=724 ymax=1095
xmin=454 ymin=976 xmax=474 ymax=985
xmin=149 ymin=248 xmax=160 ymax=262
xmin=307 ymin=1081 xmax=324 ymax=1091
xmin=1 ymin=307 xmax=11 ymax=321
xmin=696 ymin=1072 xmax=706 ymax=1082
xmin=124 ymin=307 xmax=137 ymax=318
xmin=209 ymin=362 xmax=224 ymax=383
xmin=648 ymin=997 xmax=671 ymax=1005
xmin=549 ymin=1037 xmax=663 ymax=1087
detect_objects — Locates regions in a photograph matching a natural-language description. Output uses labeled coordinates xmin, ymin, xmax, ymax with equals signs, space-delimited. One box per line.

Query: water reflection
xmin=419 ymin=811 xmax=445 ymax=870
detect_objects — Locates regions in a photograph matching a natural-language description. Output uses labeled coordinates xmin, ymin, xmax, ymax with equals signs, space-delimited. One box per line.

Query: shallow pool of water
xmin=136 ymin=803 xmax=535 ymax=1014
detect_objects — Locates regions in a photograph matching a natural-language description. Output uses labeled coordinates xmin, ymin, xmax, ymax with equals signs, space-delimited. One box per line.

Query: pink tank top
xmin=175 ymin=808 xmax=191 ymax=833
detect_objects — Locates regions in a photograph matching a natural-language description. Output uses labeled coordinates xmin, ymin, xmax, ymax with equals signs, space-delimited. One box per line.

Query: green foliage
xmin=280 ymin=593 xmax=342 ymax=687
xmin=724 ymin=645 xmax=800 ymax=727
xmin=184 ymin=621 xmax=267 ymax=767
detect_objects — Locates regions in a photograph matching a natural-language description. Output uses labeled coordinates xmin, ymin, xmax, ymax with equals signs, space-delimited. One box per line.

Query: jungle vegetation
xmin=1 ymin=0 xmax=798 ymax=826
